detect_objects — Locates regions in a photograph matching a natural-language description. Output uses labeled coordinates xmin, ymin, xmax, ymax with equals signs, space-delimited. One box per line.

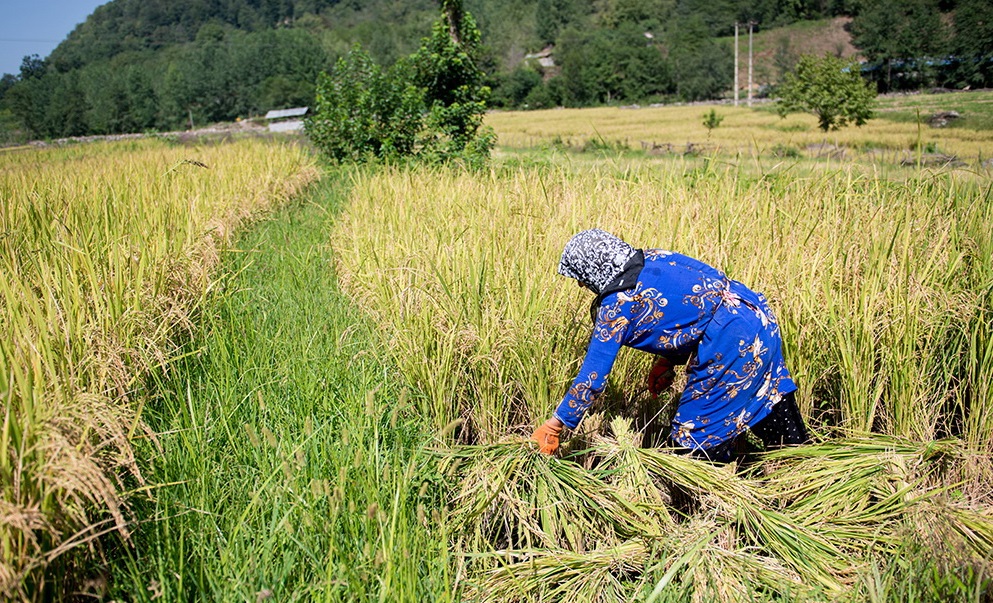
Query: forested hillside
xmin=0 ymin=0 xmax=991 ymax=142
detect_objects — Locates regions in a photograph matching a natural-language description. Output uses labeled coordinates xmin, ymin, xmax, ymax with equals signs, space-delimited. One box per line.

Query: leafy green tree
xmin=595 ymin=0 xmax=674 ymax=30
xmin=411 ymin=0 xmax=494 ymax=163
xmin=47 ymin=71 xmax=89 ymax=137
xmin=554 ymin=25 xmax=672 ymax=106
xmin=493 ymin=64 xmax=543 ymax=108
xmin=948 ymin=0 xmax=993 ymax=88
xmin=668 ymin=15 xmax=732 ymax=101
xmin=673 ymin=0 xmax=736 ymax=36
xmin=776 ymin=54 xmax=876 ymax=132
xmin=537 ymin=0 xmax=582 ymax=45
xmin=0 ymin=73 xmax=16 ymax=100
xmin=6 ymin=71 xmax=55 ymax=137
xmin=849 ymin=0 xmax=946 ymax=91
xmin=305 ymin=47 xmax=423 ymax=162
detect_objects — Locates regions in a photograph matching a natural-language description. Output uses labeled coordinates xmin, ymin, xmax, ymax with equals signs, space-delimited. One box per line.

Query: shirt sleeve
xmin=553 ymin=300 xmax=629 ymax=429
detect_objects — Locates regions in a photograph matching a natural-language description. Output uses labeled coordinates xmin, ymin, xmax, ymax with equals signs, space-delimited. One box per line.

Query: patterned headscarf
xmin=558 ymin=229 xmax=638 ymax=294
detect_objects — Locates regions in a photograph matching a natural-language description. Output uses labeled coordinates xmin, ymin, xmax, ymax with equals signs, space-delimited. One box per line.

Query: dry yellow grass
xmin=485 ymin=95 xmax=993 ymax=165
xmin=333 ymin=160 xmax=993 ymax=447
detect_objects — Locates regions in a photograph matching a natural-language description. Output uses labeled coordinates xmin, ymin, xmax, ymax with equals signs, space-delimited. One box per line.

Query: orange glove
xmin=647 ymin=356 xmax=676 ymax=397
xmin=531 ymin=418 xmax=564 ymax=455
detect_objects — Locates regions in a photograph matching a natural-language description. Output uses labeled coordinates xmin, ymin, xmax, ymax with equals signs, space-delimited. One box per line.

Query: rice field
xmin=4 ymin=92 xmax=993 ymax=600
xmin=331 ymin=155 xmax=993 ymax=600
xmin=0 ymin=138 xmax=317 ymax=598
xmin=484 ymin=90 xmax=993 ymax=167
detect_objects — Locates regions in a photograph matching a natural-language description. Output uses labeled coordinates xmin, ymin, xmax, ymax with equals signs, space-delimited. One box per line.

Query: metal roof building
xmin=264 ymin=107 xmax=308 ymax=132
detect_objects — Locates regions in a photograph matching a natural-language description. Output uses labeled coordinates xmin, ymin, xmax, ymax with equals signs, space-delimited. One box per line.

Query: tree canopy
xmin=776 ymin=54 xmax=876 ymax=132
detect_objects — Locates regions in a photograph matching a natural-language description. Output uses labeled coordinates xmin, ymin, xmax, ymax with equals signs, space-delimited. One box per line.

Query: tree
xmin=537 ymin=0 xmax=582 ymax=45
xmin=552 ymin=25 xmax=672 ymax=106
xmin=776 ymin=54 xmax=876 ymax=132
xmin=19 ymin=55 xmax=46 ymax=80
xmin=849 ymin=0 xmax=946 ymax=91
xmin=305 ymin=47 xmax=423 ymax=162
xmin=948 ymin=0 xmax=993 ymax=88
xmin=306 ymin=1 xmax=495 ymax=166
xmin=668 ymin=15 xmax=732 ymax=102
xmin=411 ymin=0 xmax=494 ymax=164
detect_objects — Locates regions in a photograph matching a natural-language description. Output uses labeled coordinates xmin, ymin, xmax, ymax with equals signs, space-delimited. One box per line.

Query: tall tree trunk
xmin=441 ymin=0 xmax=463 ymax=46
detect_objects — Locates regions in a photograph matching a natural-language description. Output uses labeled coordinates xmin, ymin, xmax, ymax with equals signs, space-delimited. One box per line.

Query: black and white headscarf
xmin=558 ymin=229 xmax=639 ymax=294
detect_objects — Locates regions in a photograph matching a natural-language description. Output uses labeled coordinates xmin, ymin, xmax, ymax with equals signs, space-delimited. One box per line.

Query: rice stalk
xmin=468 ymin=540 xmax=648 ymax=602
xmin=333 ymin=158 xmax=993 ymax=601
xmin=439 ymin=441 xmax=662 ymax=553
xmin=0 ymin=138 xmax=317 ymax=597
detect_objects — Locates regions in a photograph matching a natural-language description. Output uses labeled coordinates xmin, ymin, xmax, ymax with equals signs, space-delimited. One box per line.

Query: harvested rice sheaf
xmin=433 ymin=421 xmax=993 ymax=602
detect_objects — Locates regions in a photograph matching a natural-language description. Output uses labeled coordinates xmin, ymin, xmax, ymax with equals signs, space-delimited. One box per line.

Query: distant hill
xmin=723 ymin=17 xmax=861 ymax=91
xmin=2 ymin=0 xmax=990 ymax=142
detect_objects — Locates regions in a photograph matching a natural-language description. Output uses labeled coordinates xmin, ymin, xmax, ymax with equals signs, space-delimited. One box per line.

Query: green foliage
xmin=305 ymin=48 xmax=423 ymax=163
xmin=490 ymin=65 xmax=543 ymax=108
xmin=702 ymin=108 xmax=725 ymax=133
xmin=9 ymin=0 xmax=991 ymax=139
xmin=412 ymin=1 xmax=494 ymax=164
xmin=554 ymin=25 xmax=673 ymax=106
xmin=776 ymin=54 xmax=876 ymax=132
xmin=536 ymin=0 xmax=585 ymax=45
xmin=669 ymin=15 xmax=732 ymax=102
xmin=306 ymin=1 xmax=494 ymax=166
xmin=3 ymin=27 xmax=329 ymax=138
xmin=849 ymin=0 xmax=947 ymax=91
xmin=949 ymin=0 xmax=993 ymax=88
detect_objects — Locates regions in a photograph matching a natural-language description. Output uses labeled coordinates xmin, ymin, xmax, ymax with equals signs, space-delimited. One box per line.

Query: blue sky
xmin=0 ymin=1 xmax=107 ymax=76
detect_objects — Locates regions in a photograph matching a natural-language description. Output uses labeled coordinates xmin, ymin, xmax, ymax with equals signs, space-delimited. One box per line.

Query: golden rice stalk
xmin=626 ymin=446 xmax=850 ymax=593
xmin=438 ymin=441 xmax=663 ymax=553
xmin=468 ymin=540 xmax=648 ymax=603
xmin=592 ymin=418 xmax=674 ymax=517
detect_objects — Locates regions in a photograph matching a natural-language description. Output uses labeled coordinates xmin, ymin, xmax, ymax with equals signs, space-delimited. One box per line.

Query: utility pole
xmin=734 ymin=22 xmax=739 ymax=107
xmin=748 ymin=21 xmax=754 ymax=107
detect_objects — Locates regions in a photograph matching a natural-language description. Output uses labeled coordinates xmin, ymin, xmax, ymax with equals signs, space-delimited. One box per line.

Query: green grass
xmin=874 ymin=91 xmax=993 ymax=132
xmin=101 ymin=174 xmax=452 ymax=602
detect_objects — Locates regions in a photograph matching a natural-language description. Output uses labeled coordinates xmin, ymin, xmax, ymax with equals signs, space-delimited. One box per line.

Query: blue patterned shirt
xmin=554 ymin=250 xmax=797 ymax=451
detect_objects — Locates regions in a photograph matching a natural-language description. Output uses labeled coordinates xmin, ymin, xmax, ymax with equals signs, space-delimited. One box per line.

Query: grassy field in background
xmin=484 ymin=90 xmax=993 ymax=167
xmin=0 ymin=138 xmax=316 ymax=598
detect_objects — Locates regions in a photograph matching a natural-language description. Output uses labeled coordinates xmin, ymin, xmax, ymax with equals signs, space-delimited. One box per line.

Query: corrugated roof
xmin=264 ymin=107 xmax=308 ymax=120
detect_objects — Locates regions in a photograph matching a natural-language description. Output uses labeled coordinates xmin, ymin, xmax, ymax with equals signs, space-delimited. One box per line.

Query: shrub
xmin=306 ymin=1 xmax=494 ymax=167
xmin=702 ymin=108 xmax=724 ymax=138
xmin=305 ymin=48 xmax=424 ymax=163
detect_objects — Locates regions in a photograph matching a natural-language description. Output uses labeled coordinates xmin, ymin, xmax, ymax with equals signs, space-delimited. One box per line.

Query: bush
xmin=306 ymin=1 xmax=493 ymax=167
xmin=305 ymin=48 xmax=424 ymax=163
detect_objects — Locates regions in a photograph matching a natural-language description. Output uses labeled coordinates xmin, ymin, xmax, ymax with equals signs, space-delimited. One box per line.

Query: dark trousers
xmin=685 ymin=391 xmax=809 ymax=464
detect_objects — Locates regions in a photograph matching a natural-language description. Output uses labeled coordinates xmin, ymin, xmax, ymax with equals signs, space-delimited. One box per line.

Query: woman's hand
xmin=647 ymin=356 xmax=676 ymax=397
xmin=531 ymin=417 xmax=564 ymax=455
